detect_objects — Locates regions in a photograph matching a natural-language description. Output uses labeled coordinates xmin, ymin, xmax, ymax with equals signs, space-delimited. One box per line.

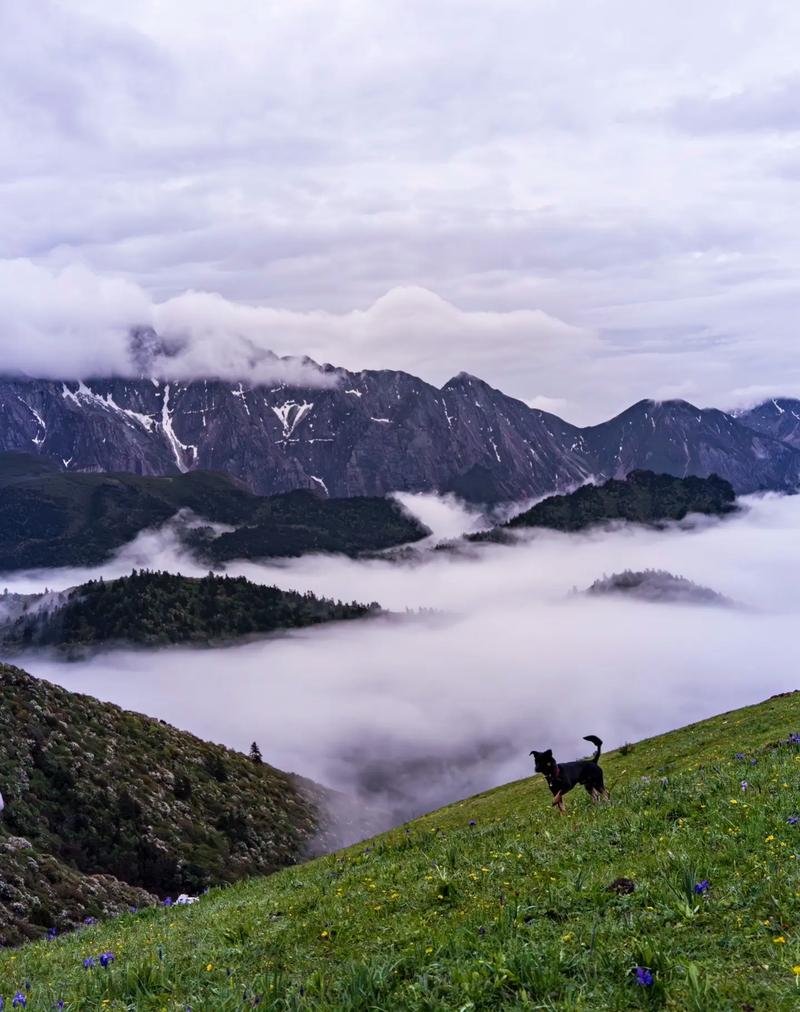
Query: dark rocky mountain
xmin=735 ymin=398 xmax=800 ymax=450
xmin=0 ymin=452 xmax=427 ymax=572
xmin=0 ymin=663 xmax=379 ymax=945
xmin=580 ymin=398 xmax=800 ymax=493
xmin=1 ymin=371 xmax=799 ymax=504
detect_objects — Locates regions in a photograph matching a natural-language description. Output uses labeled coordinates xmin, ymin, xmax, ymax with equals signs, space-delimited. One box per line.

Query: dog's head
xmin=529 ymin=748 xmax=555 ymax=775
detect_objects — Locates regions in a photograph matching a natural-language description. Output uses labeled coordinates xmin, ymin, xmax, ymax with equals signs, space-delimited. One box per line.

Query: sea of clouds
xmin=3 ymin=491 xmax=800 ymax=831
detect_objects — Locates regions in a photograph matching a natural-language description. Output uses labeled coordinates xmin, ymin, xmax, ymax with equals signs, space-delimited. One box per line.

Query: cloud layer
xmin=7 ymin=491 xmax=800 ymax=827
xmin=3 ymin=1 xmax=800 ymax=418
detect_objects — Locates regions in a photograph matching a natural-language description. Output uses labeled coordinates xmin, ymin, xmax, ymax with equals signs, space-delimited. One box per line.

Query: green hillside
xmin=472 ymin=470 xmax=737 ymax=544
xmin=0 ymin=570 xmax=378 ymax=651
xmin=2 ymin=689 xmax=799 ymax=1009
xmin=0 ymin=665 xmax=349 ymax=947
xmin=0 ymin=452 xmax=427 ymax=571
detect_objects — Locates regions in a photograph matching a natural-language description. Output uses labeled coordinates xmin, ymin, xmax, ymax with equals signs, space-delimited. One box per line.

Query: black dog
xmin=530 ymin=735 xmax=609 ymax=813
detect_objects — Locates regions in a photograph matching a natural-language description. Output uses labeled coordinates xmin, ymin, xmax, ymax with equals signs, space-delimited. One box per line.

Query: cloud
xmin=3 ymin=2 xmax=800 ymax=418
xmin=8 ymin=490 xmax=800 ymax=829
xmin=663 ymin=77 xmax=800 ymax=135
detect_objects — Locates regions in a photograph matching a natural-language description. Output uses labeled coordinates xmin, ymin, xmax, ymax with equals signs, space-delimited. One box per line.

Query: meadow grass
xmin=2 ymin=691 xmax=799 ymax=1010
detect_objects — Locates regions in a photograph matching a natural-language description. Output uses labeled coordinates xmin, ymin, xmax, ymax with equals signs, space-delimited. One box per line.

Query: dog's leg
xmin=551 ymin=790 xmax=566 ymax=814
xmin=590 ymin=788 xmax=599 ymax=803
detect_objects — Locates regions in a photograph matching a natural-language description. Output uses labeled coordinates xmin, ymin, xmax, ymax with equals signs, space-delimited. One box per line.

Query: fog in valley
xmin=3 ymin=492 xmax=800 ymax=834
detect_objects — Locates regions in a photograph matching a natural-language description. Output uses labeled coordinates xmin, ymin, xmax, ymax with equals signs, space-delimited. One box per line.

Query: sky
xmin=9 ymin=491 xmax=800 ymax=827
xmin=2 ymin=1 xmax=800 ymax=421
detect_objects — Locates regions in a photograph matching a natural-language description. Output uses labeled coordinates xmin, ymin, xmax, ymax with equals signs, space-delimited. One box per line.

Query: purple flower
xmin=129 ymin=906 xmax=138 ymax=914
xmin=163 ymin=897 xmax=173 ymax=907
xmin=83 ymin=956 xmax=95 ymax=969
xmin=788 ymin=816 xmax=799 ymax=825
xmin=734 ymin=753 xmax=745 ymax=759
xmin=468 ymin=819 xmax=477 ymax=826
xmin=740 ymin=780 xmax=748 ymax=791
xmin=83 ymin=917 xmax=95 ymax=926
xmin=694 ymin=879 xmax=710 ymax=895
xmin=634 ymin=966 xmax=654 ymax=987
xmin=99 ymin=951 xmax=115 ymax=968
xmin=750 ymin=758 xmax=758 ymax=765
xmin=57 ymin=1003 xmax=65 ymax=1011
xmin=47 ymin=926 xmax=57 ymax=940
xmin=12 ymin=995 xmax=26 ymax=1009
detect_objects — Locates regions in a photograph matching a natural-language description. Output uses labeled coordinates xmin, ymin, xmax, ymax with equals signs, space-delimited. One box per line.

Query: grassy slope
xmin=2 ymin=692 xmax=800 ymax=1010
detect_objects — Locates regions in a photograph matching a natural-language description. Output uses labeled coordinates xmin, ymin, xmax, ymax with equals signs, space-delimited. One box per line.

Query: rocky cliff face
xmin=1 ymin=372 xmax=799 ymax=503
xmin=736 ymin=398 xmax=800 ymax=450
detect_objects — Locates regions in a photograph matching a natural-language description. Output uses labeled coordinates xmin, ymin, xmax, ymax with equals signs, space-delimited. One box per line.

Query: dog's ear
xmin=529 ymin=749 xmax=541 ymax=758
xmin=543 ymin=749 xmax=553 ymax=758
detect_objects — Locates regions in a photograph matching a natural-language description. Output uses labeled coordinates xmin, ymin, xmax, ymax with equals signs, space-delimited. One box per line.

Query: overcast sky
xmin=2 ymin=1 xmax=800 ymax=422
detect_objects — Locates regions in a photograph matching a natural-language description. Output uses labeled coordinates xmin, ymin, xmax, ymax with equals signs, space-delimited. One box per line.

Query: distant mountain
xmin=0 ymin=664 xmax=375 ymax=946
xmin=3 ymin=370 xmax=799 ymax=504
xmin=580 ymin=399 xmax=800 ymax=494
xmin=736 ymin=398 xmax=800 ymax=450
xmin=0 ymin=452 xmax=427 ymax=572
xmin=583 ymin=569 xmax=732 ymax=606
xmin=471 ymin=470 xmax=737 ymax=541
xmin=0 ymin=570 xmax=379 ymax=653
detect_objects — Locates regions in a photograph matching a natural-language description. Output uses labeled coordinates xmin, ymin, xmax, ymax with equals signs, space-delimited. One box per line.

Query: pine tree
xmin=249 ymin=741 xmax=263 ymax=764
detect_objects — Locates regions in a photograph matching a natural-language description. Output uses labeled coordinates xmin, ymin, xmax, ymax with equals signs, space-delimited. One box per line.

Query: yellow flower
xmin=792 ymin=965 xmax=800 ymax=976
xmin=765 ymin=835 xmax=775 ymax=842
xmin=206 ymin=963 xmax=214 ymax=971
xmin=773 ymin=936 xmax=786 ymax=944
xmin=729 ymin=799 xmax=738 ymax=805
xmin=561 ymin=933 xmax=574 ymax=942
xmin=320 ymin=930 xmax=329 ymax=938
xmin=425 ymin=946 xmax=433 ymax=954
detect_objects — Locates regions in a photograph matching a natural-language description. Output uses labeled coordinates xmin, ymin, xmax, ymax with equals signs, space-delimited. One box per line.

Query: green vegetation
xmin=0 ymin=452 xmax=427 ymax=571
xmin=0 ymin=664 xmax=339 ymax=945
xmin=3 ymin=689 xmax=799 ymax=1009
xmin=473 ymin=470 xmax=737 ymax=543
xmin=1 ymin=570 xmax=377 ymax=651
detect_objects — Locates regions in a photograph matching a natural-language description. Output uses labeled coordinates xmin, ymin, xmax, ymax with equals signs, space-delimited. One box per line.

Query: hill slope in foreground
xmin=0 ymin=665 xmax=372 ymax=949
xmin=2 ymin=691 xmax=800 ymax=1009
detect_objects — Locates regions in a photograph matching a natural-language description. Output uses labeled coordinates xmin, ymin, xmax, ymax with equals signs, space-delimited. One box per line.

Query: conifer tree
xmin=249 ymin=741 xmax=263 ymax=764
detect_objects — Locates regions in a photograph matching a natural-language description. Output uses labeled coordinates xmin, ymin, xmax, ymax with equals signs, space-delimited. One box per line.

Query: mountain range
xmin=2 ymin=368 xmax=798 ymax=503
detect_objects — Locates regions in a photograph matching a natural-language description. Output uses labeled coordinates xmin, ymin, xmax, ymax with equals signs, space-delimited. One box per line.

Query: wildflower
xmin=634 ymin=967 xmax=654 ymax=987
xmin=774 ymin=936 xmax=786 ymax=944
xmin=694 ymin=879 xmax=710 ymax=895
xmin=751 ymin=758 xmax=758 ymax=765
xmin=788 ymin=817 xmax=799 ymax=825
xmin=163 ymin=897 xmax=173 ymax=907
xmin=765 ymin=835 xmax=776 ymax=842
xmin=734 ymin=753 xmax=745 ymax=759
xmin=206 ymin=964 xmax=214 ymax=972
xmin=83 ymin=917 xmax=96 ymax=926
xmin=468 ymin=819 xmax=477 ymax=827
xmin=83 ymin=956 xmax=95 ymax=969
xmin=129 ymin=906 xmax=138 ymax=914
xmin=12 ymin=995 xmax=26 ymax=1009
xmin=425 ymin=946 xmax=433 ymax=954
xmin=792 ymin=965 xmax=800 ymax=976
xmin=320 ymin=930 xmax=329 ymax=939
xmin=561 ymin=932 xmax=574 ymax=942
xmin=47 ymin=926 xmax=57 ymax=941
xmin=729 ymin=799 xmax=738 ymax=805
xmin=99 ymin=951 xmax=115 ymax=968
xmin=57 ymin=1004 xmax=65 ymax=1011
xmin=741 ymin=780 xmax=748 ymax=791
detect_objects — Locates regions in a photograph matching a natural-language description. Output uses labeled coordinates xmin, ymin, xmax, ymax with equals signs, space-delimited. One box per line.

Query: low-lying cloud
xmin=4 ymin=492 xmax=800 ymax=832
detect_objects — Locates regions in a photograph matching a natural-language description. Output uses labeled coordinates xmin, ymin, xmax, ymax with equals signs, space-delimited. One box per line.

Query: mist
xmin=4 ymin=492 xmax=800 ymax=832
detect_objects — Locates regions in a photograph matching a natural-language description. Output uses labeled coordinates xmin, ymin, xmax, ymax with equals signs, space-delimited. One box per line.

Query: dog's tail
xmin=583 ymin=734 xmax=603 ymax=762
